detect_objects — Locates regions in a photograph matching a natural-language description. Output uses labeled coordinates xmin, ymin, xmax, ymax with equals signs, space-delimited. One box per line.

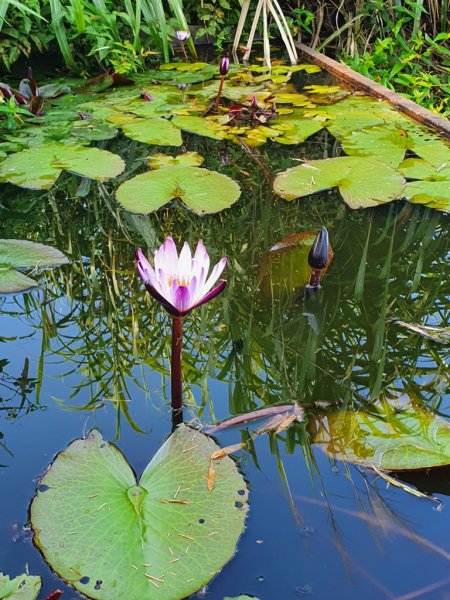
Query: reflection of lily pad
xmin=0 ymin=144 xmax=125 ymax=189
xmin=274 ymin=156 xmax=405 ymax=209
xmin=259 ymin=232 xmax=332 ymax=297
xmin=117 ymin=165 xmax=240 ymax=215
xmin=311 ymin=402 xmax=450 ymax=470
xmin=0 ymin=239 xmax=69 ymax=294
xmin=148 ymin=152 xmax=204 ymax=169
xmin=31 ymin=426 xmax=248 ymax=600
xmin=0 ymin=572 xmax=41 ymax=600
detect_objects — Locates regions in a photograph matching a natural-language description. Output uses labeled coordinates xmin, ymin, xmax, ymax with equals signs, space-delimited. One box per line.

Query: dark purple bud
xmin=251 ymin=96 xmax=258 ymax=110
xmin=219 ymin=56 xmax=230 ymax=76
xmin=142 ymin=91 xmax=152 ymax=102
xmin=308 ymin=227 xmax=329 ymax=270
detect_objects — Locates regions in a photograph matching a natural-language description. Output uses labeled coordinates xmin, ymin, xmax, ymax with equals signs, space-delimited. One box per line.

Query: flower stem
xmin=215 ymin=75 xmax=225 ymax=109
xmin=180 ymin=41 xmax=188 ymax=61
xmin=308 ymin=268 xmax=322 ymax=287
xmin=171 ymin=315 xmax=184 ymax=414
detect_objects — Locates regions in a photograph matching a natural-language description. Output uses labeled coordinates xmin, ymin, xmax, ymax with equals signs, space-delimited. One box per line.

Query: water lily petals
xmin=135 ymin=247 xmax=157 ymax=286
xmin=144 ymin=284 xmax=179 ymax=316
xmin=203 ymin=257 xmax=227 ymax=294
xmin=156 ymin=236 xmax=178 ymax=275
xmin=178 ymin=241 xmax=192 ymax=283
xmin=136 ymin=238 xmax=228 ymax=316
xmin=174 ymin=285 xmax=191 ymax=313
xmin=191 ymin=280 xmax=227 ymax=311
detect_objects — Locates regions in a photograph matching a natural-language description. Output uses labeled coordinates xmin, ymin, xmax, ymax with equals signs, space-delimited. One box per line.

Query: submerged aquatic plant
xmin=136 ymin=238 xmax=227 ymax=413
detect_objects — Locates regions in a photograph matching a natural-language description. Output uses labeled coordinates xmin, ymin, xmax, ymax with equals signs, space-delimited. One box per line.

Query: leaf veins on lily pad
xmin=0 ymin=144 xmax=125 ymax=189
xmin=116 ymin=165 xmax=240 ymax=215
xmin=0 ymin=572 xmax=41 ymax=600
xmin=273 ymin=156 xmax=405 ymax=209
xmin=0 ymin=239 xmax=69 ymax=294
xmin=31 ymin=425 xmax=248 ymax=600
xmin=311 ymin=402 xmax=450 ymax=470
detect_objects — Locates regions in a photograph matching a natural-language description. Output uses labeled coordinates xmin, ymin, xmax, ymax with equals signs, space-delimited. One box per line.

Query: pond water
xmin=0 ymin=64 xmax=450 ymax=600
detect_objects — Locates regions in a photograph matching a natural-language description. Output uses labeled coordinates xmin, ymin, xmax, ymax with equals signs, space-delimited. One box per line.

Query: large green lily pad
xmin=311 ymin=403 xmax=450 ymax=470
xmin=273 ymin=156 xmax=405 ymax=209
xmin=148 ymin=152 xmax=204 ymax=169
xmin=120 ymin=118 xmax=183 ymax=147
xmin=0 ymin=572 xmax=41 ymax=600
xmin=0 ymin=144 xmax=125 ymax=189
xmin=0 ymin=239 xmax=69 ymax=293
xmin=31 ymin=426 xmax=248 ymax=600
xmin=116 ymin=165 xmax=241 ymax=215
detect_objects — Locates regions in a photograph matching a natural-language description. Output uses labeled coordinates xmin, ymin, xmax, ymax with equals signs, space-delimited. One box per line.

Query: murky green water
xmin=1 ymin=98 xmax=450 ymax=599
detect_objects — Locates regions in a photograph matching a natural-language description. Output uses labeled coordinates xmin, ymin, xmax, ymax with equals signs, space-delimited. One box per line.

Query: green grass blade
xmin=167 ymin=0 xmax=197 ymax=58
xmin=49 ymin=0 xmax=77 ymax=70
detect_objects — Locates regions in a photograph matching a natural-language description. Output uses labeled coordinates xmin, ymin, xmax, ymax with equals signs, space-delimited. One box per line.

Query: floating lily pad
xmin=399 ymin=158 xmax=450 ymax=211
xmin=31 ymin=426 xmax=248 ymax=600
xmin=0 ymin=239 xmax=69 ymax=293
xmin=0 ymin=572 xmax=41 ymax=600
xmin=117 ymin=165 xmax=240 ymax=215
xmin=274 ymin=156 xmax=405 ymax=209
xmin=171 ymin=116 xmax=225 ymax=140
xmin=259 ymin=232 xmax=332 ymax=297
xmin=148 ymin=152 xmax=204 ymax=169
xmin=0 ymin=144 xmax=125 ymax=189
xmin=273 ymin=114 xmax=324 ymax=145
xmin=121 ymin=117 xmax=183 ymax=147
xmin=311 ymin=402 xmax=450 ymax=470
xmin=341 ymin=123 xmax=450 ymax=168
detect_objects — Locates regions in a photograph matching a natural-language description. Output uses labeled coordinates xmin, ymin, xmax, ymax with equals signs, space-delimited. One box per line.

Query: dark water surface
xmin=0 ymin=116 xmax=449 ymax=600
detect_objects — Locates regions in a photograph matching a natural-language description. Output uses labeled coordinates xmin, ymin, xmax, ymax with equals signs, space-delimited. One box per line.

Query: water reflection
xmin=0 ymin=136 xmax=449 ymax=597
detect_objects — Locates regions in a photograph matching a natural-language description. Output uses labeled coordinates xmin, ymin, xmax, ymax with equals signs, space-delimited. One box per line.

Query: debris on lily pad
xmin=0 ymin=239 xmax=69 ymax=294
xmin=0 ymin=571 xmax=41 ymax=600
xmin=31 ymin=425 xmax=248 ymax=600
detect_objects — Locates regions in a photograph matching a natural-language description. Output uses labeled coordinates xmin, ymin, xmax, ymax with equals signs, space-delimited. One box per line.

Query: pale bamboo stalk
xmin=242 ymin=0 xmax=264 ymax=62
xmin=267 ymin=0 xmax=297 ymax=63
xmin=270 ymin=0 xmax=298 ymax=61
xmin=232 ymin=0 xmax=251 ymax=55
xmin=262 ymin=0 xmax=271 ymax=68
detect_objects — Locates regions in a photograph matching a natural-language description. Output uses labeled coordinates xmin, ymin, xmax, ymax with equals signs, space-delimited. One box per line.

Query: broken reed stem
xmin=215 ymin=76 xmax=225 ymax=109
xmin=171 ymin=315 xmax=183 ymax=414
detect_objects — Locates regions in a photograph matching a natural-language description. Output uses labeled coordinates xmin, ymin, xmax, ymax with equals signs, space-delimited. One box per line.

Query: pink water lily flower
xmin=136 ymin=237 xmax=227 ymax=317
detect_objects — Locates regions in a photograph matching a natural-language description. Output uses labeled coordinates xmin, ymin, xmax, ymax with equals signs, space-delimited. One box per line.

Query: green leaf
xmin=0 ymin=239 xmax=69 ymax=294
xmin=312 ymin=403 xmax=450 ymax=470
xmin=171 ymin=116 xmax=226 ymax=140
xmin=117 ymin=165 xmax=240 ymax=215
xmin=273 ymin=115 xmax=324 ymax=145
xmin=121 ymin=118 xmax=183 ymax=146
xmin=0 ymin=572 xmax=41 ymax=599
xmin=389 ymin=318 xmax=450 ymax=344
xmin=148 ymin=152 xmax=204 ymax=169
xmin=31 ymin=426 xmax=248 ymax=600
xmin=273 ymin=157 xmax=405 ymax=209
xmin=399 ymin=158 xmax=450 ymax=211
xmin=0 ymin=144 xmax=125 ymax=189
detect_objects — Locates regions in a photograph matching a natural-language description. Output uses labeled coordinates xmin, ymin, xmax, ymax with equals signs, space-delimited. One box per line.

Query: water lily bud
xmin=219 ymin=56 xmax=230 ymax=76
xmin=176 ymin=30 xmax=190 ymax=41
xmin=251 ymin=96 xmax=258 ymax=110
xmin=308 ymin=227 xmax=329 ymax=270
